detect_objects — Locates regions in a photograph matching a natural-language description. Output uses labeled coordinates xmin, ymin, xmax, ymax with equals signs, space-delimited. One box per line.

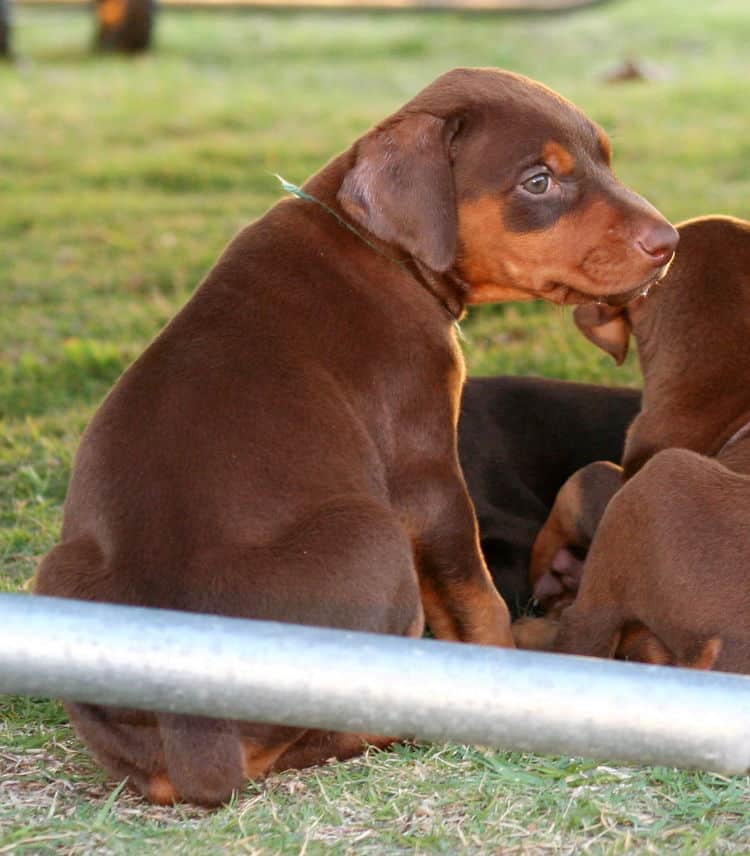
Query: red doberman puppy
xmin=459 ymin=376 xmax=640 ymax=615
xmin=515 ymin=456 xmax=628 ymax=651
xmin=35 ymin=67 xmax=677 ymax=806
xmin=528 ymin=459 xmax=623 ymax=618
xmin=522 ymin=216 xmax=750 ymax=672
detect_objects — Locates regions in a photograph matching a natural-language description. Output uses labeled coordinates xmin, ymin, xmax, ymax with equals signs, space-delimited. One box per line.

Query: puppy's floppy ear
xmin=573 ymin=304 xmax=632 ymax=365
xmin=338 ymin=113 xmax=460 ymax=272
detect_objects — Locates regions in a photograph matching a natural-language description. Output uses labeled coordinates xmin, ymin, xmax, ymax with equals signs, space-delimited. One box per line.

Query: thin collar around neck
xmin=275 ymin=174 xmax=467 ymax=323
xmin=717 ymin=415 xmax=750 ymax=457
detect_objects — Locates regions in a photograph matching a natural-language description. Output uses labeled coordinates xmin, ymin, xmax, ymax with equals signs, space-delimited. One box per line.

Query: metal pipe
xmin=2 ymin=593 xmax=749 ymax=774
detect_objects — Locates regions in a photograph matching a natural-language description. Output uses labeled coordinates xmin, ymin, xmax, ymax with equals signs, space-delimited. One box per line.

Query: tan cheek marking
xmin=542 ymin=141 xmax=576 ymax=176
xmin=569 ymin=193 xmax=619 ymax=234
xmin=457 ymin=196 xmax=503 ymax=274
xmin=564 ymin=195 xmax=632 ymax=277
xmin=507 ymin=194 xmax=620 ymax=275
xmin=458 ymin=189 xmax=631 ymax=302
xmin=458 ymin=195 xmax=571 ymax=302
xmin=457 ymin=196 xmax=522 ymax=299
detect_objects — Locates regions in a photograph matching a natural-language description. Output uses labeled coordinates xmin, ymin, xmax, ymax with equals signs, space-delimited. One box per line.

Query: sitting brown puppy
xmin=35 ymin=67 xmax=677 ymax=806
xmin=522 ymin=216 xmax=750 ymax=673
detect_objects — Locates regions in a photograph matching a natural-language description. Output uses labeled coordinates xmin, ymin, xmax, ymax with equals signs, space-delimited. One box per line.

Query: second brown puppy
xmin=528 ymin=217 xmax=750 ymax=672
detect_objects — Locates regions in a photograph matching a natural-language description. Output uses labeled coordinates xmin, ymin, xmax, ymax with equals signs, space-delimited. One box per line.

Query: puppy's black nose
xmin=637 ymin=221 xmax=679 ymax=266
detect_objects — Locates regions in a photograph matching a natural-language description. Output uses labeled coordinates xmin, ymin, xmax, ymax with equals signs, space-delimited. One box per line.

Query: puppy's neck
xmin=623 ymin=391 xmax=750 ymax=479
xmin=407 ymin=259 xmax=469 ymax=321
xmin=296 ymin=158 xmax=469 ymax=322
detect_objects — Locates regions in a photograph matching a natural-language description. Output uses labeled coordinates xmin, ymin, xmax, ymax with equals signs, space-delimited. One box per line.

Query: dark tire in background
xmin=0 ymin=0 xmax=11 ymax=59
xmin=94 ymin=0 xmax=155 ymax=53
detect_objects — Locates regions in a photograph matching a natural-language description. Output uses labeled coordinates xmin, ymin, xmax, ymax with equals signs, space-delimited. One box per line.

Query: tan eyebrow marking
xmin=542 ymin=141 xmax=577 ymax=176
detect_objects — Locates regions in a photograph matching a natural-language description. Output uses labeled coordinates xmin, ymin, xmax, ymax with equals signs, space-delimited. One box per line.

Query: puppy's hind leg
xmin=68 ymin=704 xmax=304 ymax=806
xmin=33 ymin=537 xmax=111 ymax=601
xmin=65 ymin=702 xmax=170 ymax=804
xmin=159 ymin=716 xmax=304 ymax=806
xmin=269 ymin=729 xmax=398 ymax=774
xmin=66 ymin=703 xmax=249 ymax=807
xmin=553 ymin=603 xmax=625 ymax=659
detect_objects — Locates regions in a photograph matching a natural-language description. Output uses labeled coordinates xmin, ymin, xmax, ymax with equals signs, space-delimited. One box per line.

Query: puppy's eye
xmin=521 ymin=172 xmax=552 ymax=195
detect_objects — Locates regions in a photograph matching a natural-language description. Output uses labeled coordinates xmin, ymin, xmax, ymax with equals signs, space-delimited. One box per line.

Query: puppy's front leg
xmin=407 ymin=467 xmax=515 ymax=648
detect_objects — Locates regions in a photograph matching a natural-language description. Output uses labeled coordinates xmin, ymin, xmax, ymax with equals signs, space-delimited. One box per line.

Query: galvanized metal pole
xmin=2 ymin=593 xmax=749 ymax=774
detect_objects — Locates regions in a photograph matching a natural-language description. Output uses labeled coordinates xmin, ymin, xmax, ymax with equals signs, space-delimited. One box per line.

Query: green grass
xmin=3 ymin=0 xmax=750 ymax=851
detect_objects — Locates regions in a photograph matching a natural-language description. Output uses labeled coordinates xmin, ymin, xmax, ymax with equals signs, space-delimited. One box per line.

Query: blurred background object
xmin=601 ymin=57 xmax=671 ymax=83
xmin=94 ymin=0 xmax=154 ymax=52
xmin=1 ymin=0 xmax=10 ymax=56
xmin=8 ymin=0 xmax=602 ymax=53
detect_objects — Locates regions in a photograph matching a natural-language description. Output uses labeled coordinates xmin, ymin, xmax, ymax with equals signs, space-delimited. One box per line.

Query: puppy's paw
xmin=512 ymin=616 xmax=559 ymax=651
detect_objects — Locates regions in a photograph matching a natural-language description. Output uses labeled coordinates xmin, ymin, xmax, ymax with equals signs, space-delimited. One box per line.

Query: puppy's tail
xmin=158 ymin=714 xmax=244 ymax=807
